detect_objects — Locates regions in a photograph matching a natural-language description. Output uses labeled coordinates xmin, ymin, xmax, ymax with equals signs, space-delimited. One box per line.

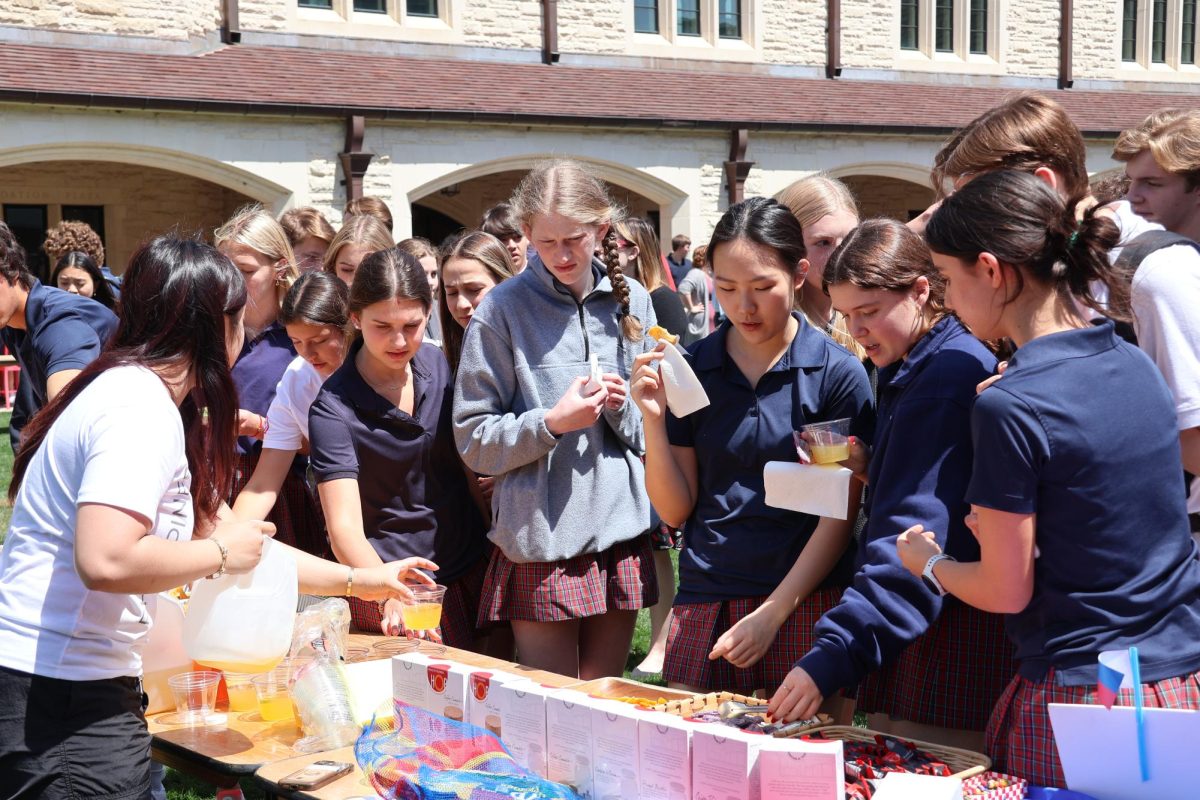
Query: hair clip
xmin=200 ymin=407 xmax=210 ymax=426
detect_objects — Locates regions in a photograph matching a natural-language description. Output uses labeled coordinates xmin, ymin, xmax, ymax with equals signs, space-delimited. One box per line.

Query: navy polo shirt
xmin=799 ymin=316 xmax=997 ymax=697
xmin=667 ymin=312 xmax=875 ymax=603
xmin=232 ymin=322 xmax=296 ymax=457
xmin=968 ymin=321 xmax=1200 ymax=685
xmin=308 ymin=340 xmax=486 ymax=582
xmin=2 ymin=281 xmax=118 ymax=444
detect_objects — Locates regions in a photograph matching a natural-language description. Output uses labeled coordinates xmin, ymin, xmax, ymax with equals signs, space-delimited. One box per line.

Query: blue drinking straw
xmin=1129 ymin=646 xmax=1149 ymax=782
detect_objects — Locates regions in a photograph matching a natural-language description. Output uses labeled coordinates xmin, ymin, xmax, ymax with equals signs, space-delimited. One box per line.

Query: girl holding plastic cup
xmin=895 ymin=170 xmax=1200 ymax=786
xmin=0 ymin=235 xmax=437 ymax=799
xmin=632 ymin=196 xmax=873 ymax=696
xmin=767 ymin=219 xmax=1016 ymax=750
xmin=310 ymin=247 xmax=489 ymax=645
xmin=453 ymin=159 xmax=659 ymax=679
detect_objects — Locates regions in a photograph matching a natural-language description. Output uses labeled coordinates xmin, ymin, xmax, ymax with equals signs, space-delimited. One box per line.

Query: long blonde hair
xmin=613 ymin=217 xmax=669 ymax=294
xmin=438 ymin=231 xmax=516 ymax=373
xmin=322 ymin=215 xmax=394 ymax=275
xmin=213 ymin=203 xmax=300 ymax=310
xmin=511 ymin=159 xmax=642 ymax=341
xmin=775 ymin=174 xmax=866 ymax=360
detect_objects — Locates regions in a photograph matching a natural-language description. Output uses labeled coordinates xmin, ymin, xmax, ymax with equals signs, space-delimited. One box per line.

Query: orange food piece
xmin=648 ymin=326 xmax=679 ymax=345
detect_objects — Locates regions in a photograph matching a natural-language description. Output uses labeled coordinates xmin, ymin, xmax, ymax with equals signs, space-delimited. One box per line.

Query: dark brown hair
xmin=0 ymin=222 xmax=36 ymax=290
xmin=344 ymin=196 xmax=394 ymax=233
xmin=349 ymin=246 xmax=432 ymax=316
xmin=480 ymin=203 xmax=522 ymax=240
xmin=931 ymin=93 xmax=1089 ymax=200
xmin=824 ymin=217 xmax=947 ymax=322
xmin=11 ymin=235 xmax=246 ymax=522
xmin=707 ymin=196 xmax=807 ymax=281
xmin=925 ymin=170 xmax=1128 ymax=319
xmin=281 ymin=270 xmax=350 ymax=332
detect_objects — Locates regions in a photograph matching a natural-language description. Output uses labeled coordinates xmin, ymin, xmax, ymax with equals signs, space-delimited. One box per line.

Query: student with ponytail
xmin=453 ymin=159 xmax=659 ymax=679
xmin=632 ymin=196 xmax=873 ymax=697
xmin=768 ymin=219 xmax=1015 ymax=750
xmin=897 ymin=169 xmax=1200 ymax=786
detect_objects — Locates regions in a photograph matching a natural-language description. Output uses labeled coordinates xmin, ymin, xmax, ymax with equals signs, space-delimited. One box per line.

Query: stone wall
xmin=0 ymin=0 xmax=220 ymax=40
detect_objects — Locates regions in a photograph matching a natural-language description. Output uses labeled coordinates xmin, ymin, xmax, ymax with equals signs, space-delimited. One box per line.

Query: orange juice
xmin=810 ymin=443 xmax=850 ymax=464
xmin=227 ymin=682 xmax=259 ymax=712
xmin=258 ymin=692 xmax=295 ymax=721
xmin=196 ymin=656 xmax=284 ymax=674
xmin=401 ymin=603 xmax=443 ymax=631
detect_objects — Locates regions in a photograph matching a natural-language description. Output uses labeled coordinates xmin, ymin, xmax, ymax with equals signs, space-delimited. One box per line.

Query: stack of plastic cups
xmin=290 ymin=657 xmax=359 ymax=753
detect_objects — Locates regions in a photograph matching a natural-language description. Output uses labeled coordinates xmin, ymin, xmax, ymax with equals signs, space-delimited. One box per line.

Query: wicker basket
xmin=803 ymin=725 xmax=991 ymax=780
xmin=651 ymin=691 xmax=832 ymax=738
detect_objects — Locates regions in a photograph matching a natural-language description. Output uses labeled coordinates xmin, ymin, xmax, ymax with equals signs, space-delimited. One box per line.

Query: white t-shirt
xmin=263 ymin=356 xmax=324 ymax=451
xmin=0 ymin=366 xmax=193 ymax=680
xmin=1131 ymin=241 xmax=1200 ymax=513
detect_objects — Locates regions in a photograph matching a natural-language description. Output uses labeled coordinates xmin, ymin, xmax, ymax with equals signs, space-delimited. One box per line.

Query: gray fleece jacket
xmin=452 ymin=253 xmax=657 ymax=564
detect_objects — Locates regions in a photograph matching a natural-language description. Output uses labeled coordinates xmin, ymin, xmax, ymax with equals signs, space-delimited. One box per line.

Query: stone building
xmin=0 ymin=0 xmax=1196 ymax=273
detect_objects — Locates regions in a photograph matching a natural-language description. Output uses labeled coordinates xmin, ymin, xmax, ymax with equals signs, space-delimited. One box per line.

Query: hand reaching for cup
xmin=350 ymin=557 xmax=439 ymax=603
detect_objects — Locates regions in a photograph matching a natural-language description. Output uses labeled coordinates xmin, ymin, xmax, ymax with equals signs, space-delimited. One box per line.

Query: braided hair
xmin=602 ymin=224 xmax=643 ymax=341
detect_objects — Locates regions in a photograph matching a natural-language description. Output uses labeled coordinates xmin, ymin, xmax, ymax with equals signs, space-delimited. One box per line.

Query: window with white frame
xmin=899 ymin=0 xmax=994 ymax=59
xmin=297 ymin=0 xmax=444 ymax=24
xmin=633 ymin=0 xmax=748 ymax=45
xmin=1122 ymin=0 xmax=1198 ymax=67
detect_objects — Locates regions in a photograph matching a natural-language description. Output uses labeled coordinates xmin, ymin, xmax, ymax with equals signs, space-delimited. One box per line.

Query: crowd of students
xmin=1 ymin=94 xmax=1199 ymax=798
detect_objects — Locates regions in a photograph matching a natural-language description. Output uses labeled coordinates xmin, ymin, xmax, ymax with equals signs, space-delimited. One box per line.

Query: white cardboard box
xmin=757 ymin=736 xmax=845 ymax=800
xmin=495 ymin=680 xmax=555 ymax=778
xmin=545 ymin=689 xmax=594 ymax=798
xmin=589 ymin=700 xmax=642 ymax=800
xmin=637 ymin=712 xmax=694 ymax=800
xmin=466 ymin=669 xmax=522 ymax=738
xmin=391 ymin=652 xmax=438 ymax=711
xmin=691 ymin=722 xmax=765 ymax=800
xmin=424 ymin=660 xmax=472 ymax=724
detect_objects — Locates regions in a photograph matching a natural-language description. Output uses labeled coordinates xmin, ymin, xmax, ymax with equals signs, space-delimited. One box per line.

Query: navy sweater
xmin=797 ymin=317 xmax=996 ymax=697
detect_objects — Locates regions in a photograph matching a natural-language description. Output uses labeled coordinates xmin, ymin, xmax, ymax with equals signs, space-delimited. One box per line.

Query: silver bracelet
xmin=207 ymin=537 xmax=228 ymax=579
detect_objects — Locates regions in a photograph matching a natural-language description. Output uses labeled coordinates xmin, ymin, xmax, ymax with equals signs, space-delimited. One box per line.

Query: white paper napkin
xmin=763 ymin=461 xmax=853 ymax=519
xmin=659 ymin=342 xmax=710 ymax=417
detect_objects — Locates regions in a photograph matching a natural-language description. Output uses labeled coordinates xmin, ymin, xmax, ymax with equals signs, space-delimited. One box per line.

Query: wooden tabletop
xmin=253 ymin=746 xmax=369 ymax=800
xmin=149 ymin=634 xmax=578 ymax=788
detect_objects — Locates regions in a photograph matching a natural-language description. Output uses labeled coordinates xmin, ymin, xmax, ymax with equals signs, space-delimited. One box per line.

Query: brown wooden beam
xmin=221 ymin=0 xmax=241 ymax=45
xmin=724 ymin=129 xmax=754 ymax=205
xmin=826 ymin=0 xmax=842 ymax=79
xmin=1058 ymin=0 xmax=1073 ymax=89
xmin=338 ymin=115 xmax=374 ymax=203
xmin=542 ymin=0 xmax=560 ymax=64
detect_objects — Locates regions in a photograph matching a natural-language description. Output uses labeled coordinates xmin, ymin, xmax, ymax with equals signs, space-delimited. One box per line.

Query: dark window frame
xmin=634 ymin=0 xmax=660 ymax=33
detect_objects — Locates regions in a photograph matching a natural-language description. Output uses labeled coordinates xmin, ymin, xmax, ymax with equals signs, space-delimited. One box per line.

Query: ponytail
xmin=926 ymin=170 xmax=1130 ymax=321
xmin=602 ymin=225 xmax=643 ymax=341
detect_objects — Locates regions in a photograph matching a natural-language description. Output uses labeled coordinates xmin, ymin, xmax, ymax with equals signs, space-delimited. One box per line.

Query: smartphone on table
xmin=278 ymin=760 xmax=354 ymax=791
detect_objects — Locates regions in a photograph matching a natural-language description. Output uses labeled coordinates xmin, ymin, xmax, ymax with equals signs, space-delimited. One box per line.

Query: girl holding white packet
xmin=632 ymin=196 xmax=873 ymax=696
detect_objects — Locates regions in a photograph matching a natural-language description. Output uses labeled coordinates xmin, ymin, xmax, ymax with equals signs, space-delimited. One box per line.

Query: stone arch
xmin=821 ymin=162 xmax=936 ymax=221
xmin=0 ymin=143 xmax=293 ymax=212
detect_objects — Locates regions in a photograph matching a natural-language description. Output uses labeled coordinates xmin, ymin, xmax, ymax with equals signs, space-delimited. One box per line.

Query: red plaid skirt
xmin=231 ymin=451 xmax=331 ymax=560
xmin=478 ymin=535 xmax=658 ymax=623
xmin=986 ymin=666 xmax=1200 ymax=787
xmin=664 ymin=587 xmax=843 ymax=694
xmin=855 ymin=599 xmax=1016 ymax=731
xmin=348 ymin=556 xmax=489 ymax=650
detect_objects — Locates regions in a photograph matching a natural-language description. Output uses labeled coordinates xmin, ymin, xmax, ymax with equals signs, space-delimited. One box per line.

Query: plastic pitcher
xmin=183 ymin=537 xmax=298 ymax=674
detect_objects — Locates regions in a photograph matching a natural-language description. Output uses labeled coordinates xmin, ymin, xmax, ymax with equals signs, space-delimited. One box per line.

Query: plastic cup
xmin=167 ymin=671 xmax=221 ymax=724
xmin=252 ymin=666 xmax=295 ymax=722
xmin=223 ymin=672 xmax=259 ymax=713
xmin=402 ymin=584 xmax=447 ymax=654
xmin=800 ymin=418 xmax=851 ymax=465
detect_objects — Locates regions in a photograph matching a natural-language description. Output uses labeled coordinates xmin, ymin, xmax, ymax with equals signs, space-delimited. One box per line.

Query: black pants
xmin=0 ymin=665 xmax=151 ymax=800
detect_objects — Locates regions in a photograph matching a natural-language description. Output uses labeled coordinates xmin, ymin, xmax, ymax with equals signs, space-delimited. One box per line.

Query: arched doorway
xmin=407 ymin=158 xmax=684 ymax=247
xmin=820 ymin=163 xmax=936 ymax=222
xmin=0 ymin=159 xmax=260 ymax=278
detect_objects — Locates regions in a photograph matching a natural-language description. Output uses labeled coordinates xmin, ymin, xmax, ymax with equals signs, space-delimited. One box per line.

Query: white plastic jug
xmin=183 ymin=537 xmax=298 ymax=674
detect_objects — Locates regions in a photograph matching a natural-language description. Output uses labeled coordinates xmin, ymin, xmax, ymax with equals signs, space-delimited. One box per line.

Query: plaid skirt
xmin=478 ymin=535 xmax=658 ymax=624
xmin=231 ymin=451 xmax=331 ymax=560
xmin=855 ymin=599 xmax=1017 ymax=731
xmin=986 ymin=666 xmax=1200 ymax=787
xmin=348 ymin=556 xmax=489 ymax=651
xmin=664 ymin=587 xmax=843 ymax=694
